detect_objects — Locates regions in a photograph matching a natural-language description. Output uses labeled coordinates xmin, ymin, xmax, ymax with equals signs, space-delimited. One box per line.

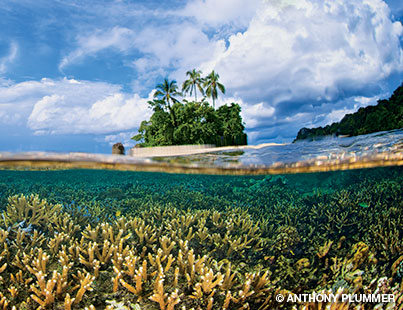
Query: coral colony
xmin=0 ymin=167 xmax=401 ymax=309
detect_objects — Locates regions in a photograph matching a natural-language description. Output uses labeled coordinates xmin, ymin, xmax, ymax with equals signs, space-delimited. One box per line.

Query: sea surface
xmin=0 ymin=130 xmax=402 ymax=310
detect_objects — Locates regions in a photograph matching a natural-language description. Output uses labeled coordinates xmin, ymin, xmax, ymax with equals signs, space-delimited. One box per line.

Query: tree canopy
xmin=132 ymin=70 xmax=247 ymax=147
xmin=294 ymin=83 xmax=403 ymax=141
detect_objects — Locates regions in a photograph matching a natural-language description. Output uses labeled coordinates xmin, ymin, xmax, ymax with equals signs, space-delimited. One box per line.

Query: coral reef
xmin=0 ymin=166 xmax=401 ymax=309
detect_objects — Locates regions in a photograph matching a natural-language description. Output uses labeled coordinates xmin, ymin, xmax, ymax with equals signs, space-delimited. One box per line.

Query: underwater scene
xmin=0 ymin=133 xmax=403 ymax=310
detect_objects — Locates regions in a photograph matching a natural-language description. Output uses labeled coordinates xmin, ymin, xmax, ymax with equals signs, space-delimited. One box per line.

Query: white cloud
xmin=214 ymin=0 xmax=402 ymax=98
xmin=194 ymin=0 xmax=403 ymax=140
xmin=0 ymin=42 xmax=18 ymax=74
xmin=354 ymin=95 xmax=380 ymax=106
xmin=0 ymin=77 xmax=119 ymax=110
xmin=0 ymin=109 xmax=21 ymax=125
xmin=58 ymin=21 xmax=226 ymax=91
xmin=242 ymin=102 xmax=276 ymax=128
xmin=180 ymin=0 xmax=260 ymax=29
xmin=0 ymin=78 xmax=151 ymax=135
xmin=131 ymin=23 xmax=226 ymax=82
xmin=59 ymin=27 xmax=135 ymax=70
xmin=27 ymin=89 xmax=151 ymax=135
xmin=103 ymin=132 xmax=137 ymax=149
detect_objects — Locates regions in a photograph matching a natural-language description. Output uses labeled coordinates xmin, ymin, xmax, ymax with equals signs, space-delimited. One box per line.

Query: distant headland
xmin=294 ymin=83 xmax=403 ymax=142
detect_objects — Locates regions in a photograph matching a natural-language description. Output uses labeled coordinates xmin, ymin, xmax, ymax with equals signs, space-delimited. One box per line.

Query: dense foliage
xmin=132 ymin=69 xmax=247 ymax=147
xmin=294 ymin=83 xmax=403 ymax=141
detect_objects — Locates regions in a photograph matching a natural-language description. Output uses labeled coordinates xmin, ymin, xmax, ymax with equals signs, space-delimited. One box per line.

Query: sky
xmin=0 ymin=0 xmax=403 ymax=153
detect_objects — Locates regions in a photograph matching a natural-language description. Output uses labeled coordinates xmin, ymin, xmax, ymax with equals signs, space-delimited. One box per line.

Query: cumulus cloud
xmin=215 ymin=0 xmax=403 ymax=97
xmin=0 ymin=78 xmax=120 ymax=111
xmin=0 ymin=78 xmax=151 ymax=135
xmin=242 ymin=103 xmax=276 ymax=128
xmin=197 ymin=0 xmax=403 ymax=141
xmin=27 ymin=89 xmax=151 ymax=135
xmin=133 ymin=23 xmax=226 ymax=80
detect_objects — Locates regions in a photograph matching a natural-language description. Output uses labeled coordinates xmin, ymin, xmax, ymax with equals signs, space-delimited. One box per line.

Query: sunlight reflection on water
xmin=0 ymin=129 xmax=402 ymax=175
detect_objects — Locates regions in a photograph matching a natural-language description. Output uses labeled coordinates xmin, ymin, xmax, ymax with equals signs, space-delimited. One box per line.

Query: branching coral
xmin=3 ymin=194 xmax=62 ymax=229
xmin=0 ymin=165 xmax=401 ymax=309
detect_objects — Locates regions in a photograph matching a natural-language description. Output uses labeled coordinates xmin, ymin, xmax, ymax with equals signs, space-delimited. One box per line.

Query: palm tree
xmin=204 ymin=70 xmax=225 ymax=108
xmin=153 ymin=78 xmax=181 ymax=128
xmin=153 ymin=79 xmax=181 ymax=109
xmin=182 ymin=69 xmax=204 ymax=102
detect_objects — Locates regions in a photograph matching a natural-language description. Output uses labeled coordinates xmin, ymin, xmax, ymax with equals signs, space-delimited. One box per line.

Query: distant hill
xmin=294 ymin=83 xmax=403 ymax=142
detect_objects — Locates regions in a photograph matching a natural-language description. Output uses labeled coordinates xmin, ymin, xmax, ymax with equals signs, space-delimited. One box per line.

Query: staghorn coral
xmin=0 ymin=166 xmax=400 ymax=309
xmin=273 ymin=225 xmax=301 ymax=255
xmin=317 ymin=240 xmax=333 ymax=259
xmin=0 ymin=194 xmax=278 ymax=309
xmin=3 ymin=194 xmax=62 ymax=230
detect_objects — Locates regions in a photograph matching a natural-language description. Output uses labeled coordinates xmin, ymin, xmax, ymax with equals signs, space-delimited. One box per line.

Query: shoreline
xmin=129 ymin=143 xmax=287 ymax=157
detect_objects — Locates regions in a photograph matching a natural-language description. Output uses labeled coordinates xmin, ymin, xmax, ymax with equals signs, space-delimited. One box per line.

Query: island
xmin=132 ymin=69 xmax=247 ymax=147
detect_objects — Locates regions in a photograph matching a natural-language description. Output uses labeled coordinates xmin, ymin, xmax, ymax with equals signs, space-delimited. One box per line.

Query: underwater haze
xmin=0 ymin=130 xmax=402 ymax=309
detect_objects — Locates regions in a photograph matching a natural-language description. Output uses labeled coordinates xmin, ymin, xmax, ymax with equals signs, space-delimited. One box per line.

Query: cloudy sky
xmin=1 ymin=0 xmax=403 ymax=153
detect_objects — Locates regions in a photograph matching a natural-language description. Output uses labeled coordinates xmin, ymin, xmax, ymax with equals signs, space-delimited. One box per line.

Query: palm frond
xmin=217 ymin=82 xmax=225 ymax=94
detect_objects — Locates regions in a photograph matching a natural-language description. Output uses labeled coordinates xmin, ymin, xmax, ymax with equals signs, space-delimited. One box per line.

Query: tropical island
xmin=132 ymin=69 xmax=247 ymax=147
xmin=294 ymin=83 xmax=403 ymax=141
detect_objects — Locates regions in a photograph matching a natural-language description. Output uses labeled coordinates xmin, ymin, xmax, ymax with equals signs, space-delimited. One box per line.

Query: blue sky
xmin=1 ymin=0 xmax=403 ymax=153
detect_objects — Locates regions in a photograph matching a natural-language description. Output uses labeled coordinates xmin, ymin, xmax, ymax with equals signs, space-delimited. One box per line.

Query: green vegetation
xmin=294 ymin=83 xmax=403 ymax=141
xmin=132 ymin=69 xmax=247 ymax=147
